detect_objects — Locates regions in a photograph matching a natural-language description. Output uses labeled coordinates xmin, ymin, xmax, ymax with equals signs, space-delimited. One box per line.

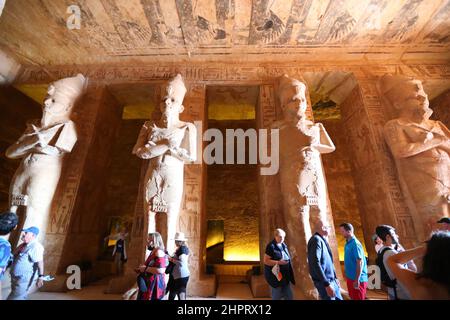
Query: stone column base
xmin=187 ymin=274 xmax=217 ymax=298
xmin=250 ymin=275 xmax=270 ymax=298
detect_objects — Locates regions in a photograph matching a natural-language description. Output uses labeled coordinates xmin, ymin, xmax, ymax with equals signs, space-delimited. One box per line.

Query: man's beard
xmin=147 ymin=245 xmax=154 ymax=251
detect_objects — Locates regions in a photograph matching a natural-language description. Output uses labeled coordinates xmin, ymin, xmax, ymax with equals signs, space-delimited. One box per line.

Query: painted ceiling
xmin=0 ymin=0 xmax=449 ymax=66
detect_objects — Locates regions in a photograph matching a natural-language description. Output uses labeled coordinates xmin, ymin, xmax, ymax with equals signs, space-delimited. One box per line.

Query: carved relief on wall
xmin=380 ymin=74 xmax=450 ymax=241
xmin=257 ymin=84 xmax=285 ymax=254
xmin=17 ymin=63 xmax=450 ymax=87
xmin=48 ymin=90 xmax=99 ymax=236
xmin=341 ymin=84 xmax=397 ymax=257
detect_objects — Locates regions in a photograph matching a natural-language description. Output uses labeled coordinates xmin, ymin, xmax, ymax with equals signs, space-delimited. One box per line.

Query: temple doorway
xmin=205 ymin=86 xmax=261 ymax=297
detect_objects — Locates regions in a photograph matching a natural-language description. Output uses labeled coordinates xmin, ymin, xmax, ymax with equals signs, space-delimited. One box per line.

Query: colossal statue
xmin=132 ymin=74 xmax=197 ymax=254
xmin=275 ymin=74 xmax=336 ymax=299
xmin=381 ymin=74 xmax=450 ymax=240
xmin=6 ymin=73 xmax=86 ymax=243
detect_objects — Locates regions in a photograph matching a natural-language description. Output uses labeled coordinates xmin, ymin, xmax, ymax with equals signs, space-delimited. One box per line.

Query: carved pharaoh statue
xmin=132 ymin=74 xmax=197 ymax=254
xmin=6 ymin=74 xmax=86 ymax=243
xmin=381 ymin=74 xmax=450 ymax=240
xmin=275 ymin=74 xmax=336 ymax=299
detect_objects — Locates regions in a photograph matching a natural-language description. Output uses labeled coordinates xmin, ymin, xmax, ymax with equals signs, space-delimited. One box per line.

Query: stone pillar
xmin=112 ymin=82 xmax=215 ymax=297
xmin=256 ymin=84 xmax=285 ymax=257
xmin=40 ymin=85 xmax=122 ymax=291
xmin=257 ymin=80 xmax=343 ymax=299
xmin=58 ymin=86 xmax=122 ymax=272
xmin=340 ymin=80 xmax=417 ymax=263
xmin=179 ymin=83 xmax=216 ymax=297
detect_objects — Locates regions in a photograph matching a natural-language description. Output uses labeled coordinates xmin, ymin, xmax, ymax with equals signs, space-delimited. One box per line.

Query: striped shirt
xmin=10 ymin=240 xmax=44 ymax=277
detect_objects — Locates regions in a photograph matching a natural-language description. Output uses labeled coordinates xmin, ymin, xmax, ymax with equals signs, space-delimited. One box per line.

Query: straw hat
xmin=174 ymin=232 xmax=188 ymax=242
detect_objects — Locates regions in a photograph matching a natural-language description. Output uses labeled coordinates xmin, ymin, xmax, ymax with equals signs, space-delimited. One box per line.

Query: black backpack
xmin=376 ymin=247 xmax=398 ymax=298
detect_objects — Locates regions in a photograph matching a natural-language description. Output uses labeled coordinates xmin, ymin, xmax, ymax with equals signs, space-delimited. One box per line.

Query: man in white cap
xmin=7 ymin=226 xmax=45 ymax=300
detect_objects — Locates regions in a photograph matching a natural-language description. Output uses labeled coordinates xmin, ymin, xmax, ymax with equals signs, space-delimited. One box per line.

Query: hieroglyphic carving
xmin=259 ymin=84 xmax=278 ymax=128
xmin=257 ymin=84 xmax=285 ymax=257
xmin=49 ymin=176 xmax=78 ymax=234
xmin=178 ymin=84 xmax=206 ymax=281
xmin=45 ymin=87 xmax=108 ymax=274
xmin=342 ymin=86 xmax=390 ymax=258
xmin=179 ymin=165 xmax=203 ymax=291
xmin=359 ymin=79 xmax=417 ymax=247
xmin=342 ymin=81 xmax=418 ymax=254
xmin=47 ymin=87 xmax=97 ymax=235
xmin=16 ymin=63 xmax=450 ymax=86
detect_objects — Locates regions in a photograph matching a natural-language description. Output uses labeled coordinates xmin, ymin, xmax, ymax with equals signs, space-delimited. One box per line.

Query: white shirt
xmin=381 ymin=246 xmax=412 ymax=300
xmin=10 ymin=240 xmax=44 ymax=277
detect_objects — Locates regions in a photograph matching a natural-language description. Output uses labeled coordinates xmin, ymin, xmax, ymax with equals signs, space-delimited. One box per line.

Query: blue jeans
xmin=271 ymin=283 xmax=293 ymax=300
xmin=314 ymin=279 xmax=343 ymax=300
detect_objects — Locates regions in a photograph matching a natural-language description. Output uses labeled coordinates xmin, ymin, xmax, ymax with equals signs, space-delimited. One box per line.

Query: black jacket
xmin=307 ymin=233 xmax=337 ymax=287
xmin=264 ymin=239 xmax=295 ymax=288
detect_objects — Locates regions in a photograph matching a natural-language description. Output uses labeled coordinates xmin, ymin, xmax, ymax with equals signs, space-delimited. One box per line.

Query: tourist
xmin=387 ymin=231 xmax=450 ymax=300
xmin=167 ymin=232 xmax=190 ymax=300
xmin=105 ymin=228 xmax=128 ymax=275
xmin=263 ymin=228 xmax=295 ymax=300
xmin=339 ymin=223 xmax=368 ymax=300
xmin=135 ymin=232 xmax=167 ymax=300
xmin=7 ymin=226 xmax=45 ymax=300
xmin=375 ymin=225 xmax=416 ymax=300
xmin=372 ymin=234 xmax=384 ymax=254
xmin=0 ymin=211 xmax=19 ymax=300
xmin=307 ymin=220 xmax=342 ymax=300
xmin=436 ymin=217 xmax=450 ymax=232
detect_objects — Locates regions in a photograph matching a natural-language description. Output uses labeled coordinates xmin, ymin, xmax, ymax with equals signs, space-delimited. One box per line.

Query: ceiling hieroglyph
xmin=0 ymin=0 xmax=449 ymax=66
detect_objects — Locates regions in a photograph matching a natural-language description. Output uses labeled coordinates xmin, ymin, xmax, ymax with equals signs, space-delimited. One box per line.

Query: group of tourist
xmin=133 ymin=231 xmax=191 ymax=300
xmin=263 ymin=218 xmax=450 ymax=300
xmin=0 ymin=208 xmax=192 ymax=301
xmin=0 ymin=211 xmax=45 ymax=300
xmin=2 ymin=208 xmax=449 ymax=301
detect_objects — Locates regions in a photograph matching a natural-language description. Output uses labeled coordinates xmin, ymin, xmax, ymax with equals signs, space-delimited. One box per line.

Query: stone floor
xmin=1 ymin=274 xmax=387 ymax=300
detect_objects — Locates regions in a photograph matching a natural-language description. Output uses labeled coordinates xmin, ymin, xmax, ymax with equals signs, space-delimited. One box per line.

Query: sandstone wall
xmin=430 ymin=89 xmax=450 ymax=128
xmin=99 ymin=120 xmax=144 ymax=245
xmin=206 ymin=119 xmax=260 ymax=262
xmin=0 ymin=86 xmax=41 ymax=213
xmin=57 ymin=87 xmax=122 ymax=272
